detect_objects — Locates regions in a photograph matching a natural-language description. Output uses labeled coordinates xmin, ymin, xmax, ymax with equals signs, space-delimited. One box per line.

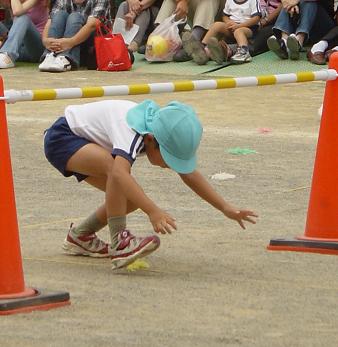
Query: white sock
xmin=311 ymin=41 xmax=328 ymax=54
xmin=332 ymin=46 xmax=338 ymax=51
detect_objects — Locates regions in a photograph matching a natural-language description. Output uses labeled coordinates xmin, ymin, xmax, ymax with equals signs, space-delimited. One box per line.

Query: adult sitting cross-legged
xmin=39 ymin=0 xmax=111 ymax=72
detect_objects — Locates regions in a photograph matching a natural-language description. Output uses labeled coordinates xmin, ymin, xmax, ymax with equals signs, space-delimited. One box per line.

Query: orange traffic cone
xmin=0 ymin=76 xmax=70 ymax=314
xmin=268 ymin=52 xmax=338 ymax=254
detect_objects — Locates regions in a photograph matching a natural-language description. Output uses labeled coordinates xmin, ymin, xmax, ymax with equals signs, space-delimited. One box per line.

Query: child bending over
xmin=44 ymin=99 xmax=258 ymax=270
xmin=182 ymin=0 xmax=262 ymax=65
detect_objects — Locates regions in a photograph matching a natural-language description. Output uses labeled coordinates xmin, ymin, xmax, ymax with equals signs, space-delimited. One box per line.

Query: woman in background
xmin=0 ymin=0 xmax=48 ymax=68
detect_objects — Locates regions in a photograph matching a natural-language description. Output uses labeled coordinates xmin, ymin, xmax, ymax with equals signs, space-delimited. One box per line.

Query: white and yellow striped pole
xmin=3 ymin=69 xmax=337 ymax=103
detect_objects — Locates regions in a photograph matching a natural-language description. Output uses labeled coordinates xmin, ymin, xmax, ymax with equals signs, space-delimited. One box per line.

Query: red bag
xmin=95 ymin=22 xmax=132 ymax=71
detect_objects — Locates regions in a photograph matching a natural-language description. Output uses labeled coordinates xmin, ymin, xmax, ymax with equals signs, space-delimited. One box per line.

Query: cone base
xmin=267 ymin=238 xmax=338 ymax=255
xmin=0 ymin=288 xmax=70 ymax=315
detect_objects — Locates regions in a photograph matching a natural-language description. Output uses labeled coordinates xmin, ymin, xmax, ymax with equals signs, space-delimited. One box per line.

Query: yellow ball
xmin=147 ymin=35 xmax=169 ymax=57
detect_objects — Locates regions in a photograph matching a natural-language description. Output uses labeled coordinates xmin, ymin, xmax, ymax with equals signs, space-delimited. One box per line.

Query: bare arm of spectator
xmin=41 ymin=18 xmax=60 ymax=51
xmin=260 ymin=4 xmax=282 ymax=27
xmin=221 ymin=15 xmax=237 ymax=30
xmin=42 ymin=16 xmax=99 ymax=53
xmin=175 ymin=0 xmax=188 ymax=20
xmin=281 ymin=0 xmax=300 ymax=11
xmin=128 ymin=0 xmax=142 ymax=14
xmin=124 ymin=0 xmax=157 ymax=29
xmin=10 ymin=0 xmax=38 ymax=16
xmin=52 ymin=16 xmax=100 ymax=53
xmin=139 ymin=0 xmax=157 ymax=10
xmin=228 ymin=15 xmax=260 ymax=31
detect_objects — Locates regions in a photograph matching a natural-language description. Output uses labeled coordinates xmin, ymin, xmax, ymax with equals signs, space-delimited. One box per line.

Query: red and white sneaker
xmin=62 ymin=224 xmax=112 ymax=258
xmin=111 ymin=230 xmax=160 ymax=270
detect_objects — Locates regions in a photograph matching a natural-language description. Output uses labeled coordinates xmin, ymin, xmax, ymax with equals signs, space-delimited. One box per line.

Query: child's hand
xmin=228 ymin=23 xmax=240 ymax=32
xmin=224 ymin=20 xmax=237 ymax=30
xmin=224 ymin=209 xmax=258 ymax=229
xmin=149 ymin=208 xmax=177 ymax=234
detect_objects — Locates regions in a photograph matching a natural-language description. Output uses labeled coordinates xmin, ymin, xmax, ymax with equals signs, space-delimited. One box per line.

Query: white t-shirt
xmin=65 ymin=100 xmax=145 ymax=165
xmin=223 ymin=0 xmax=262 ymax=23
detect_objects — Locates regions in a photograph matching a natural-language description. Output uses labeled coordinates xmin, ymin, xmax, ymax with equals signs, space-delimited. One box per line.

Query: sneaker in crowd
xmin=0 ymin=52 xmax=14 ymax=69
xmin=267 ymin=35 xmax=288 ymax=59
xmin=231 ymin=46 xmax=252 ymax=64
xmin=173 ymin=48 xmax=192 ymax=62
xmin=38 ymin=52 xmax=57 ymax=71
xmin=207 ymin=37 xmax=232 ymax=64
xmin=62 ymin=223 xmax=112 ymax=258
xmin=287 ymin=34 xmax=301 ymax=60
xmin=182 ymin=31 xmax=209 ymax=65
xmin=40 ymin=54 xmax=72 ymax=72
xmin=111 ymin=229 xmax=160 ymax=270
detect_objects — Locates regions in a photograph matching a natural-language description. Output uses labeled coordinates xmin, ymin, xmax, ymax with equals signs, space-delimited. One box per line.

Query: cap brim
xmin=160 ymin=145 xmax=197 ymax=174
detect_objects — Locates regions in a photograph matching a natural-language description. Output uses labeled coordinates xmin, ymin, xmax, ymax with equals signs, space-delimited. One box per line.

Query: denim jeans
xmin=273 ymin=1 xmax=318 ymax=41
xmin=41 ymin=10 xmax=85 ymax=67
xmin=309 ymin=5 xmax=336 ymax=44
xmin=0 ymin=22 xmax=8 ymax=37
xmin=0 ymin=14 xmax=44 ymax=62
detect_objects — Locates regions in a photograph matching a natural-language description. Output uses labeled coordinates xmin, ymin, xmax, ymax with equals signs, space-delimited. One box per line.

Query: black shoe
xmin=267 ymin=35 xmax=288 ymax=59
xmin=137 ymin=45 xmax=146 ymax=54
xmin=173 ymin=48 xmax=192 ymax=62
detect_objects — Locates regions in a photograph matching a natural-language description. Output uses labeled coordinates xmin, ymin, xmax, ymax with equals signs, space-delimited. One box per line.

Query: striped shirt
xmin=50 ymin=0 xmax=110 ymax=21
xmin=65 ymin=100 xmax=145 ymax=165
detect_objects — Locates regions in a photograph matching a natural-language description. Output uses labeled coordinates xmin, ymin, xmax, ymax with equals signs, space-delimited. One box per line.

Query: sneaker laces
xmin=115 ymin=230 xmax=136 ymax=251
xmin=236 ymin=47 xmax=247 ymax=55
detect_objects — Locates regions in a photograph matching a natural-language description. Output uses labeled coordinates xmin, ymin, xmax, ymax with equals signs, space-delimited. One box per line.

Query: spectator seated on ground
xmin=153 ymin=0 xmax=225 ymax=62
xmin=0 ymin=0 xmax=48 ymax=69
xmin=0 ymin=0 xmax=13 ymax=47
xmin=267 ymin=0 xmax=335 ymax=60
xmin=267 ymin=0 xmax=318 ymax=60
xmin=38 ymin=0 xmax=111 ymax=73
xmin=179 ymin=0 xmax=262 ymax=65
xmin=307 ymin=7 xmax=338 ymax=64
xmin=187 ymin=0 xmax=282 ymax=65
xmin=116 ymin=0 xmax=163 ymax=53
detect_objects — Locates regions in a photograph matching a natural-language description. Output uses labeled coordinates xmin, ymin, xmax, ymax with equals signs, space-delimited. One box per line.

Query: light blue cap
xmin=126 ymin=100 xmax=203 ymax=174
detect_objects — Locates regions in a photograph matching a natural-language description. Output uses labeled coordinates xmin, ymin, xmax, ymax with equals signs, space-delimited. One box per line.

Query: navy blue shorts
xmin=44 ymin=117 xmax=90 ymax=182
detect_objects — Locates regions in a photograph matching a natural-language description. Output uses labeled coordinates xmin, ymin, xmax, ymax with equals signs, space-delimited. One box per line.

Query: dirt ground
xmin=1 ymin=68 xmax=337 ymax=347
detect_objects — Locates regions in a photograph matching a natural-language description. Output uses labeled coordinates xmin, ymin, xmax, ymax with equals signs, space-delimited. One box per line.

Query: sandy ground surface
xmin=1 ymin=68 xmax=338 ymax=347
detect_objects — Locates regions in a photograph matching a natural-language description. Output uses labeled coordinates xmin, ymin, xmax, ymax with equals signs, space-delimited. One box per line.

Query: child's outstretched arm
xmin=179 ymin=170 xmax=258 ymax=229
xmin=109 ymin=156 xmax=177 ymax=234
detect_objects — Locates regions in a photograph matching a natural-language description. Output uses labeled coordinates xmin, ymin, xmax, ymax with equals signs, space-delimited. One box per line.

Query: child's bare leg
xmin=65 ymin=143 xmax=160 ymax=264
xmin=233 ymin=27 xmax=252 ymax=47
xmin=66 ymin=143 xmax=132 ymax=246
xmin=231 ymin=28 xmax=253 ymax=63
xmin=202 ymin=22 xmax=231 ymax=45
